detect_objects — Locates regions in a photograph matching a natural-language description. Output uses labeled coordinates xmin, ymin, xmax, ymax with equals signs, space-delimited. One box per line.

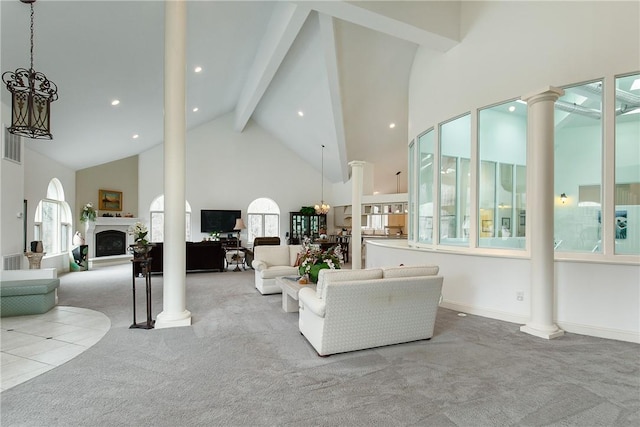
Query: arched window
xmin=149 ymin=195 xmax=192 ymax=242
xmin=34 ymin=178 xmax=72 ymax=254
xmin=247 ymin=198 xmax=280 ymax=244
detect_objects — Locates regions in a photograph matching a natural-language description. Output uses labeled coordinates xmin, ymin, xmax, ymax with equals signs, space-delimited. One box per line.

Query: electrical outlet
xmin=516 ymin=291 xmax=524 ymax=301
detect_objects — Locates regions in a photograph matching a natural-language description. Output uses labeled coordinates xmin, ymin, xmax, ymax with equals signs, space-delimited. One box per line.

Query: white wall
xmin=397 ymin=1 xmax=640 ymax=343
xmin=409 ymin=1 xmax=640 ymax=136
xmin=366 ymin=241 xmax=640 ymax=343
xmin=0 ymin=134 xmax=24 ymax=260
xmin=23 ymin=147 xmax=76 ymax=272
xmin=138 ymin=113 xmax=332 ymax=243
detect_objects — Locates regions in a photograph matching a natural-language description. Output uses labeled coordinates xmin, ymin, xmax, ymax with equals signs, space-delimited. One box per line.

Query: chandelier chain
xmin=321 ymin=144 xmax=324 ymax=203
xmin=30 ymin=3 xmax=34 ymax=71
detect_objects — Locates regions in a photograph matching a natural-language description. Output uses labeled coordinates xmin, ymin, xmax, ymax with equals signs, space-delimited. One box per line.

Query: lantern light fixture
xmin=2 ymin=0 xmax=58 ymax=140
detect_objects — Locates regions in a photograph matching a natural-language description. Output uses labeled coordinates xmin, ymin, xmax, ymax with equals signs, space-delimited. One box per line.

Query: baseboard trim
xmin=440 ymin=301 xmax=639 ymax=344
xmin=440 ymin=301 xmax=527 ymax=325
xmin=557 ymin=321 xmax=640 ymax=344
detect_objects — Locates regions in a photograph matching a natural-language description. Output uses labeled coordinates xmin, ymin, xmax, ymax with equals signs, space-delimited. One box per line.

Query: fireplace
xmin=85 ymin=217 xmax=140 ymax=260
xmin=96 ymin=230 xmax=127 ymax=257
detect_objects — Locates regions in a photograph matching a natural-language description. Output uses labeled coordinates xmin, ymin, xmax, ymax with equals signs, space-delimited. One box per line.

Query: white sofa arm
xmin=252 ymin=260 xmax=267 ymax=271
xmin=298 ymin=287 xmax=326 ymax=317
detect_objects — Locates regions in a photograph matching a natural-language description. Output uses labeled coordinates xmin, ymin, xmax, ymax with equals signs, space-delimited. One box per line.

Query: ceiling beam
xmin=234 ymin=3 xmax=311 ymax=132
xmin=318 ymin=13 xmax=349 ymax=183
xmin=299 ymin=0 xmax=459 ymax=52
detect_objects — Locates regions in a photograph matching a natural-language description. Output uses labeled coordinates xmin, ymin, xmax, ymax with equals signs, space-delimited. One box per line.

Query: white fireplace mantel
xmin=85 ymin=217 xmax=140 ymax=259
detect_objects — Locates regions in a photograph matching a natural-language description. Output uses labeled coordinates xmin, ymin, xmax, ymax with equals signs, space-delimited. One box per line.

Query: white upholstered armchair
xmin=251 ymin=245 xmax=301 ymax=294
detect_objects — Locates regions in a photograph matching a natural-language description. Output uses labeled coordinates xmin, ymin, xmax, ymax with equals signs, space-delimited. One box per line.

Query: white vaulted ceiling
xmin=1 ymin=0 xmax=460 ymax=193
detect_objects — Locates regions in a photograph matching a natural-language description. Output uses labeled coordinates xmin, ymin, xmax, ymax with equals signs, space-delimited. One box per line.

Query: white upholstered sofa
xmin=298 ymin=265 xmax=442 ymax=356
xmin=251 ymin=245 xmax=301 ymax=294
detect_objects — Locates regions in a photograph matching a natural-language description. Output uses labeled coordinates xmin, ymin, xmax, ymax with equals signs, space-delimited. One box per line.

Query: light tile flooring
xmin=1 ymin=306 xmax=110 ymax=392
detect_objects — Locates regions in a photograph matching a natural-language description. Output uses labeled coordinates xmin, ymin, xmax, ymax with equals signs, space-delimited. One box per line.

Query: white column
xmin=520 ymin=86 xmax=564 ymax=340
xmin=156 ymin=0 xmax=191 ymax=329
xmin=349 ymin=161 xmax=365 ymax=269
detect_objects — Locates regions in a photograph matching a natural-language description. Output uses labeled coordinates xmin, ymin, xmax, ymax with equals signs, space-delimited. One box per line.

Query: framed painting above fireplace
xmin=99 ymin=189 xmax=122 ymax=211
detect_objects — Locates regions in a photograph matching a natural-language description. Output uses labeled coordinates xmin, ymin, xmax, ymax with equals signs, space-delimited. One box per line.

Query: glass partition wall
xmin=478 ymin=100 xmax=527 ymax=249
xmin=615 ymin=73 xmax=640 ymax=255
xmin=408 ymin=141 xmax=416 ymax=241
xmin=554 ymin=81 xmax=603 ymax=253
xmin=409 ymin=72 xmax=639 ymax=261
xmin=417 ymin=129 xmax=435 ymax=243
xmin=439 ymin=115 xmax=471 ymax=246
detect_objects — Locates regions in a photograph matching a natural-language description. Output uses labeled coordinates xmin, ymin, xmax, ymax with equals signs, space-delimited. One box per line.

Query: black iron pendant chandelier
xmin=2 ymin=0 xmax=58 ymax=140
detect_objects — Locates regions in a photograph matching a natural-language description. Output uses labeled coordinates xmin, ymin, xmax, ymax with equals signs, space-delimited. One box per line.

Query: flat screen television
xmin=201 ymin=210 xmax=241 ymax=233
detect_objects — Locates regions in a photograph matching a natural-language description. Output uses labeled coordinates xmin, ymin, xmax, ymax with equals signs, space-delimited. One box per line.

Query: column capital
xmin=348 ymin=160 xmax=366 ymax=169
xmin=521 ymin=86 xmax=564 ymax=105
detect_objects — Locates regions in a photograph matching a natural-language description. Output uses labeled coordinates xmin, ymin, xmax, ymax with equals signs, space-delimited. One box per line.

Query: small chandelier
xmin=2 ymin=0 xmax=58 ymax=140
xmin=314 ymin=144 xmax=330 ymax=215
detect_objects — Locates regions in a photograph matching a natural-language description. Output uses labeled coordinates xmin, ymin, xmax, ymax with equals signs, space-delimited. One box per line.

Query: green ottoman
xmin=0 ymin=279 xmax=60 ymax=317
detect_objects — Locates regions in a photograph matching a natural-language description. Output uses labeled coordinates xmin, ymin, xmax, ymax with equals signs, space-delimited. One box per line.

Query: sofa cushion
xmin=259 ymin=266 xmax=299 ymax=280
xmin=254 ymin=245 xmax=291 ymax=267
xmin=381 ymin=265 xmax=439 ymax=278
xmin=316 ymin=268 xmax=383 ymax=299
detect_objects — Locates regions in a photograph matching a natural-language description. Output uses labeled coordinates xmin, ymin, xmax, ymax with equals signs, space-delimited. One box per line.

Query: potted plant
xmin=297 ymin=237 xmax=343 ymax=283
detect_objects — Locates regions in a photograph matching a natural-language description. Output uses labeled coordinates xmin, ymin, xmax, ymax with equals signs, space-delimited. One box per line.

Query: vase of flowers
xmin=128 ymin=222 xmax=151 ymax=258
xmin=297 ymin=237 xmax=343 ymax=283
xmin=79 ymin=203 xmax=97 ymax=223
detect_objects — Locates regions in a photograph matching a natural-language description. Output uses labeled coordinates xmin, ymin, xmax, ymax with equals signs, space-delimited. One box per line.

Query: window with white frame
xmin=34 ymin=178 xmax=71 ymax=254
xmin=149 ymin=195 xmax=192 ymax=242
xmin=247 ymin=198 xmax=280 ymax=244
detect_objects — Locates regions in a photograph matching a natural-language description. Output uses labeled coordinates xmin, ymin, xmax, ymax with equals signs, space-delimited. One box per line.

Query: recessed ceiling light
xmin=111 ymin=99 xmax=120 ymax=106
xmin=192 ymin=107 xmax=199 ymax=112
xmin=630 ymin=78 xmax=640 ymax=91
xmin=389 ymin=123 xmax=396 ymax=129
xmin=194 ymin=66 xmax=202 ymax=73
xmin=508 ymin=105 xmax=516 ymax=112
xmin=298 ymin=111 xmax=304 ymax=117
xmin=132 ymin=134 xmax=139 ymax=139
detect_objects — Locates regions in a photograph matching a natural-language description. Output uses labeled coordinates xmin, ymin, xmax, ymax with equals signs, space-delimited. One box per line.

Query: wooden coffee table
xmin=276 ymin=276 xmax=316 ymax=312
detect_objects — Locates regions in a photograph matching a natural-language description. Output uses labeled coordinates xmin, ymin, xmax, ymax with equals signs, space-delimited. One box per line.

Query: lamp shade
xmin=234 ymin=218 xmax=246 ymax=230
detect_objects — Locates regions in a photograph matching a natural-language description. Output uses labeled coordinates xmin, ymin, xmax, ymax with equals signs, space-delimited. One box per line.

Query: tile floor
xmin=1 ymin=306 xmax=110 ymax=392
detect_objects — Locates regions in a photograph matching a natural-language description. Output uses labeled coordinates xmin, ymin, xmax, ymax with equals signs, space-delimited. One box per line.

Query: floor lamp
xmin=233 ymin=218 xmax=246 ymax=272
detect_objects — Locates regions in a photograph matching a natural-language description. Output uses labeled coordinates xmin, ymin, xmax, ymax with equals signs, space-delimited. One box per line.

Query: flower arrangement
xmin=79 ymin=203 xmax=97 ymax=223
xmin=297 ymin=237 xmax=343 ymax=283
xmin=129 ymin=222 xmax=149 ymax=246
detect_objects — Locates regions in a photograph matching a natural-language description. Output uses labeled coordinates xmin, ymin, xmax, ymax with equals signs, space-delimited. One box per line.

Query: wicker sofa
xmin=298 ymin=265 xmax=442 ymax=356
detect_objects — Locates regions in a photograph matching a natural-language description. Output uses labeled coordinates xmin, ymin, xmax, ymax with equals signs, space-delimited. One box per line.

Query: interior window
xmin=439 ymin=114 xmax=471 ymax=246
xmin=417 ymin=129 xmax=434 ymax=243
xmin=478 ymin=100 xmax=527 ymax=249
xmin=554 ymin=80 xmax=603 ymax=253
xmin=614 ymin=73 xmax=640 ymax=255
